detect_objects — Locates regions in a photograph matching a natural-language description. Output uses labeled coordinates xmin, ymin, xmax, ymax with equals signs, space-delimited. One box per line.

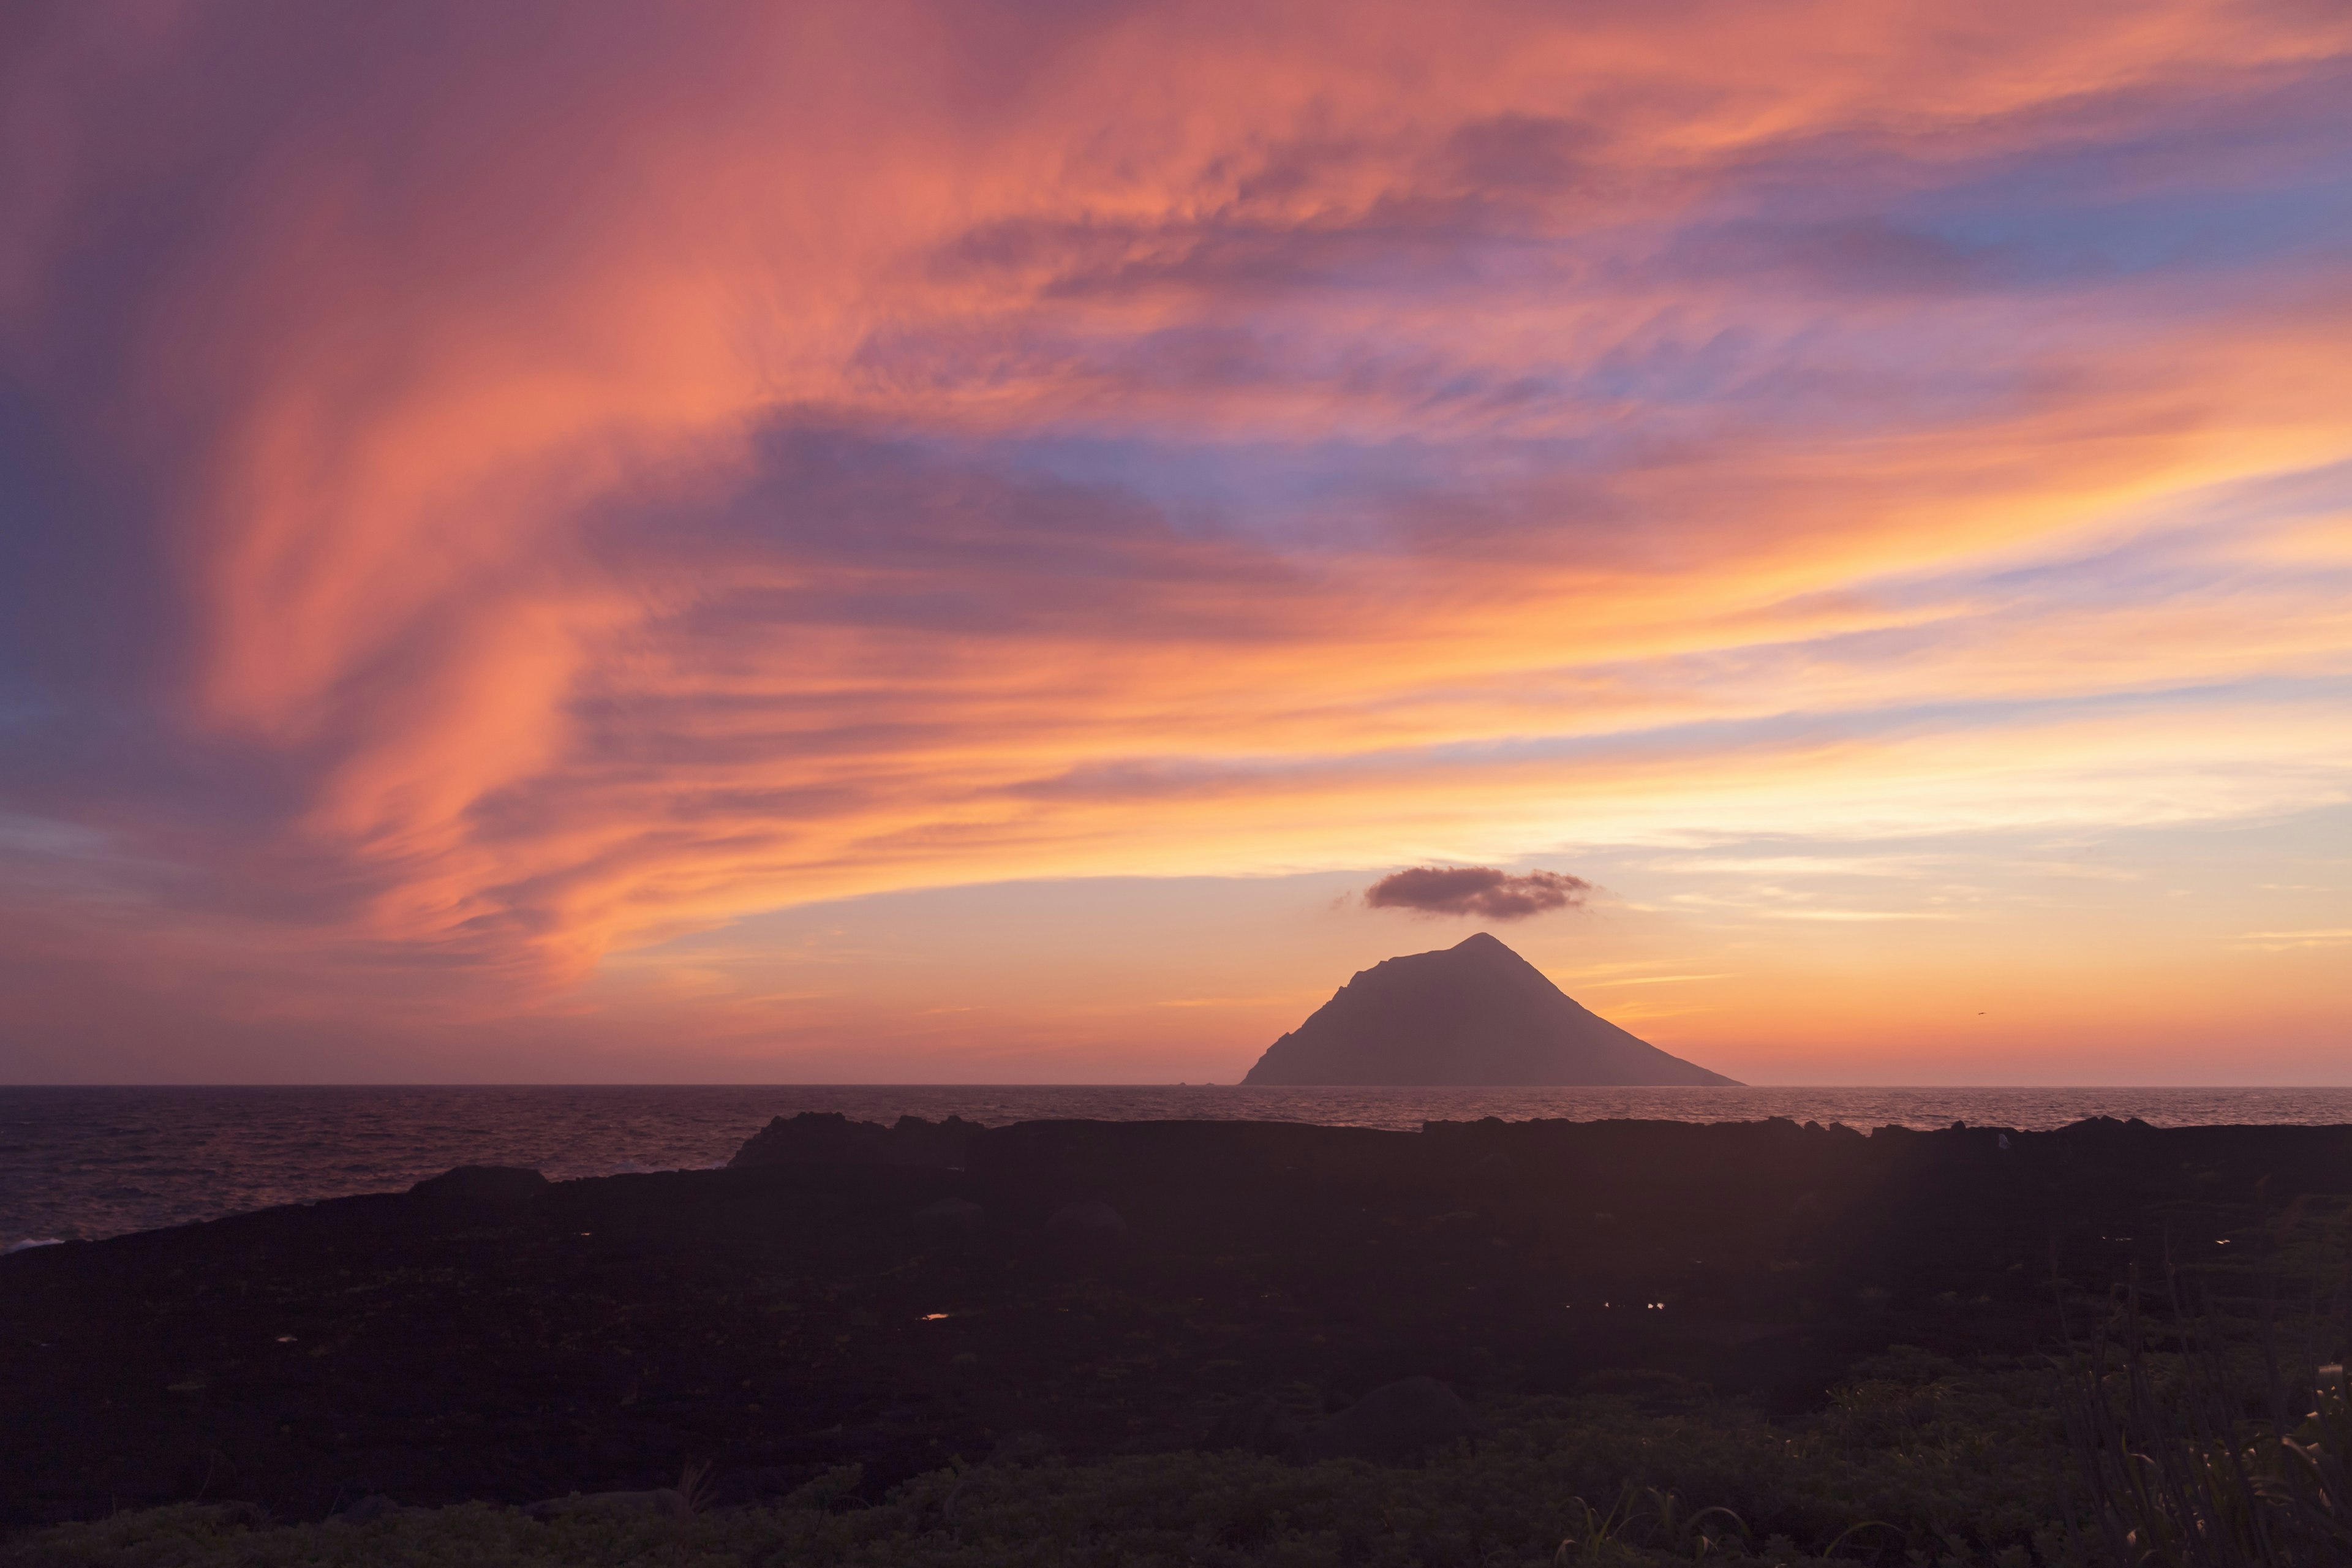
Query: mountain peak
xmin=1245 ymin=933 xmax=1738 ymax=1087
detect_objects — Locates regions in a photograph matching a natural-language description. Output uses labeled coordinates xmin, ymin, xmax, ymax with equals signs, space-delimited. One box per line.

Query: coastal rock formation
xmin=728 ymin=1112 xmax=981 ymax=1168
xmin=5 ymin=1114 xmax=2346 ymax=1525
xmin=1243 ymin=932 xmax=1738 ymax=1085
xmin=407 ymin=1166 xmax=548 ymax=1202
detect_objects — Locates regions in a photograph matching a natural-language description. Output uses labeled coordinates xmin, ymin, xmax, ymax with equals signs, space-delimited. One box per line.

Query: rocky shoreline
xmin=2 ymin=1114 xmax=2344 ymax=1529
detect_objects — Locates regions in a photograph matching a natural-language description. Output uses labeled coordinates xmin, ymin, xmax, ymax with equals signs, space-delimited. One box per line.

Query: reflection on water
xmin=6 ymin=1083 xmax=2350 ymax=1246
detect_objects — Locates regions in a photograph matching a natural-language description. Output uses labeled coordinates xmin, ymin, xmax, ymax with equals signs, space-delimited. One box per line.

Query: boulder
xmin=168 ymin=1502 xmax=270 ymax=1531
xmin=407 ymin=1166 xmax=548 ymax=1203
xmin=331 ymin=1494 xmax=408 ymax=1526
xmin=881 ymin=1114 xmax=984 ymax=1167
xmin=1204 ymin=1383 xmax=1323 ymax=1454
xmin=729 ymin=1112 xmax=981 ymax=1169
xmin=523 ymin=1487 xmax=687 ymax=1520
xmin=986 ymin=1430 xmax=1057 ymax=1466
xmin=1287 ymin=1376 xmax=1479 ymax=1463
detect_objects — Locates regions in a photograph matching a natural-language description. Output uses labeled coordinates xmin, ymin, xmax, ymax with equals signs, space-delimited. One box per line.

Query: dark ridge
xmin=1245 ymin=931 xmax=1738 ymax=1085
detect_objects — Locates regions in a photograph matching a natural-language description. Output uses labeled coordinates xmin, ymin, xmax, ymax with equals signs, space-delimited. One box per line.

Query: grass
xmin=15 ymin=1206 xmax=2350 ymax=1568
xmin=3 ymin=1354 xmax=2075 ymax=1567
xmin=2055 ymin=1262 xmax=2352 ymax=1567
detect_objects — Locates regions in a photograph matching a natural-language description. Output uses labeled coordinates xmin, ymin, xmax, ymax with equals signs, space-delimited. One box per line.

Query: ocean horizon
xmin=8 ymin=1082 xmax=2352 ymax=1249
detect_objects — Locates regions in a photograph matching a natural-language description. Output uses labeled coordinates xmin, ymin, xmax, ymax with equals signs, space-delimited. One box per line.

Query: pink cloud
xmin=2 ymin=0 xmax=2349 ymax=1074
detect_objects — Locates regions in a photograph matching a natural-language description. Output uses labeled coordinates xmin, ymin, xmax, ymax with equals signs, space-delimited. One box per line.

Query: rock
xmin=1205 ymin=1383 xmax=1323 ymax=1454
xmin=701 ymin=1464 xmax=818 ymax=1508
xmin=1287 ymin=1376 xmax=1480 ymax=1463
xmin=1044 ymin=1199 xmax=1127 ymax=1242
xmin=780 ymin=1465 xmax=864 ymax=1510
xmin=407 ymin=1166 xmax=548 ymax=1202
xmin=523 ymin=1487 xmax=687 ymax=1520
xmin=729 ymin=1112 xmax=982 ymax=1169
xmin=986 ymin=1430 xmax=1057 ymax=1466
xmin=332 ymin=1494 xmax=407 ymax=1525
xmin=175 ymin=1501 xmax=270 ymax=1530
xmin=21 ymin=1110 xmax=2340 ymax=1531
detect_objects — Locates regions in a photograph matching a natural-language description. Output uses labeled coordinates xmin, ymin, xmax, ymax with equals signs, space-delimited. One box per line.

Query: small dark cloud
xmin=1362 ymin=865 xmax=1590 ymax=921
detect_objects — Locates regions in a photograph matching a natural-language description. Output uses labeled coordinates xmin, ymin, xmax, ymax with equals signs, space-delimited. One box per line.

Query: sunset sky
xmin=3 ymin=0 xmax=2348 ymax=1085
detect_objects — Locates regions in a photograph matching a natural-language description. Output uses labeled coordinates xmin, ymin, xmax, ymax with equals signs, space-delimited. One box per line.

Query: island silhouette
xmin=1243 ymin=930 xmax=1738 ymax=1085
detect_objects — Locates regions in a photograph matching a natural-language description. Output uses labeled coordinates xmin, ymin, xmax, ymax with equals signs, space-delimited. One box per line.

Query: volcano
xmin=1242 ymin=931 xmax=1738 ymax=1085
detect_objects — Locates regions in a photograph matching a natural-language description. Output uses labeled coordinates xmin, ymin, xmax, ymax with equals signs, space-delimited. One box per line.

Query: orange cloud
xmin=2 ymin=0 xmax=2349 ymax=1076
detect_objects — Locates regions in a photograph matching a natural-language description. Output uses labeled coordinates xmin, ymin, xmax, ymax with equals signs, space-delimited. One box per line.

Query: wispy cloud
xmin=1573 ymin=973 xmax=1736 ymax=988
xmin=1 ymin=0 xmax=2348 ymax=1072
xmin=2236 ymin=929 xmax=2352 ymax=950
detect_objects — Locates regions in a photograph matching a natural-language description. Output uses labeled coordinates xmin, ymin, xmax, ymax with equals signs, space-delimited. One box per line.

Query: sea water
xmin=6 ymin=1082 xmax=2351 ymax=1248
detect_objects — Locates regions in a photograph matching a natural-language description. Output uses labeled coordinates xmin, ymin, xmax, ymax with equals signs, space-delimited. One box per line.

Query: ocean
xmin=6 ymin=1083 xmax=2351 ymax=1250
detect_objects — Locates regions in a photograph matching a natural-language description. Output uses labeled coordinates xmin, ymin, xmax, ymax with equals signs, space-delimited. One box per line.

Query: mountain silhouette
xmin=1243 ymin=931 xmax=1739 ymax=1085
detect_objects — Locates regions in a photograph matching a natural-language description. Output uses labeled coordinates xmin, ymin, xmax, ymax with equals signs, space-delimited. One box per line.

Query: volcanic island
xmin=1244 ymin=931 xmax=1738 ymax=1086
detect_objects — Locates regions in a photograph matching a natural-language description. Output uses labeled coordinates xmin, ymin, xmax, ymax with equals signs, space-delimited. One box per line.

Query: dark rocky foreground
xmin=2 ymin=1114 xmax=2346 ymax=1529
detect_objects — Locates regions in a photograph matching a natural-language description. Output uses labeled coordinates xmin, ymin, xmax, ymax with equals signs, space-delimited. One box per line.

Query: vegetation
xmin=6 ymin=1352 xmax=2077 ymax=1567
xmin=14 ymin=1205 xmax=2348 ymax=1567
xmin=2056 ymin=1264 xmax=2351 ymax=1567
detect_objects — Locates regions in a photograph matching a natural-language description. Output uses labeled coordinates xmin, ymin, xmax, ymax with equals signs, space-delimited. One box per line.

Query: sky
xmin=2 ymin=0 xmax=2348 ymax=1085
